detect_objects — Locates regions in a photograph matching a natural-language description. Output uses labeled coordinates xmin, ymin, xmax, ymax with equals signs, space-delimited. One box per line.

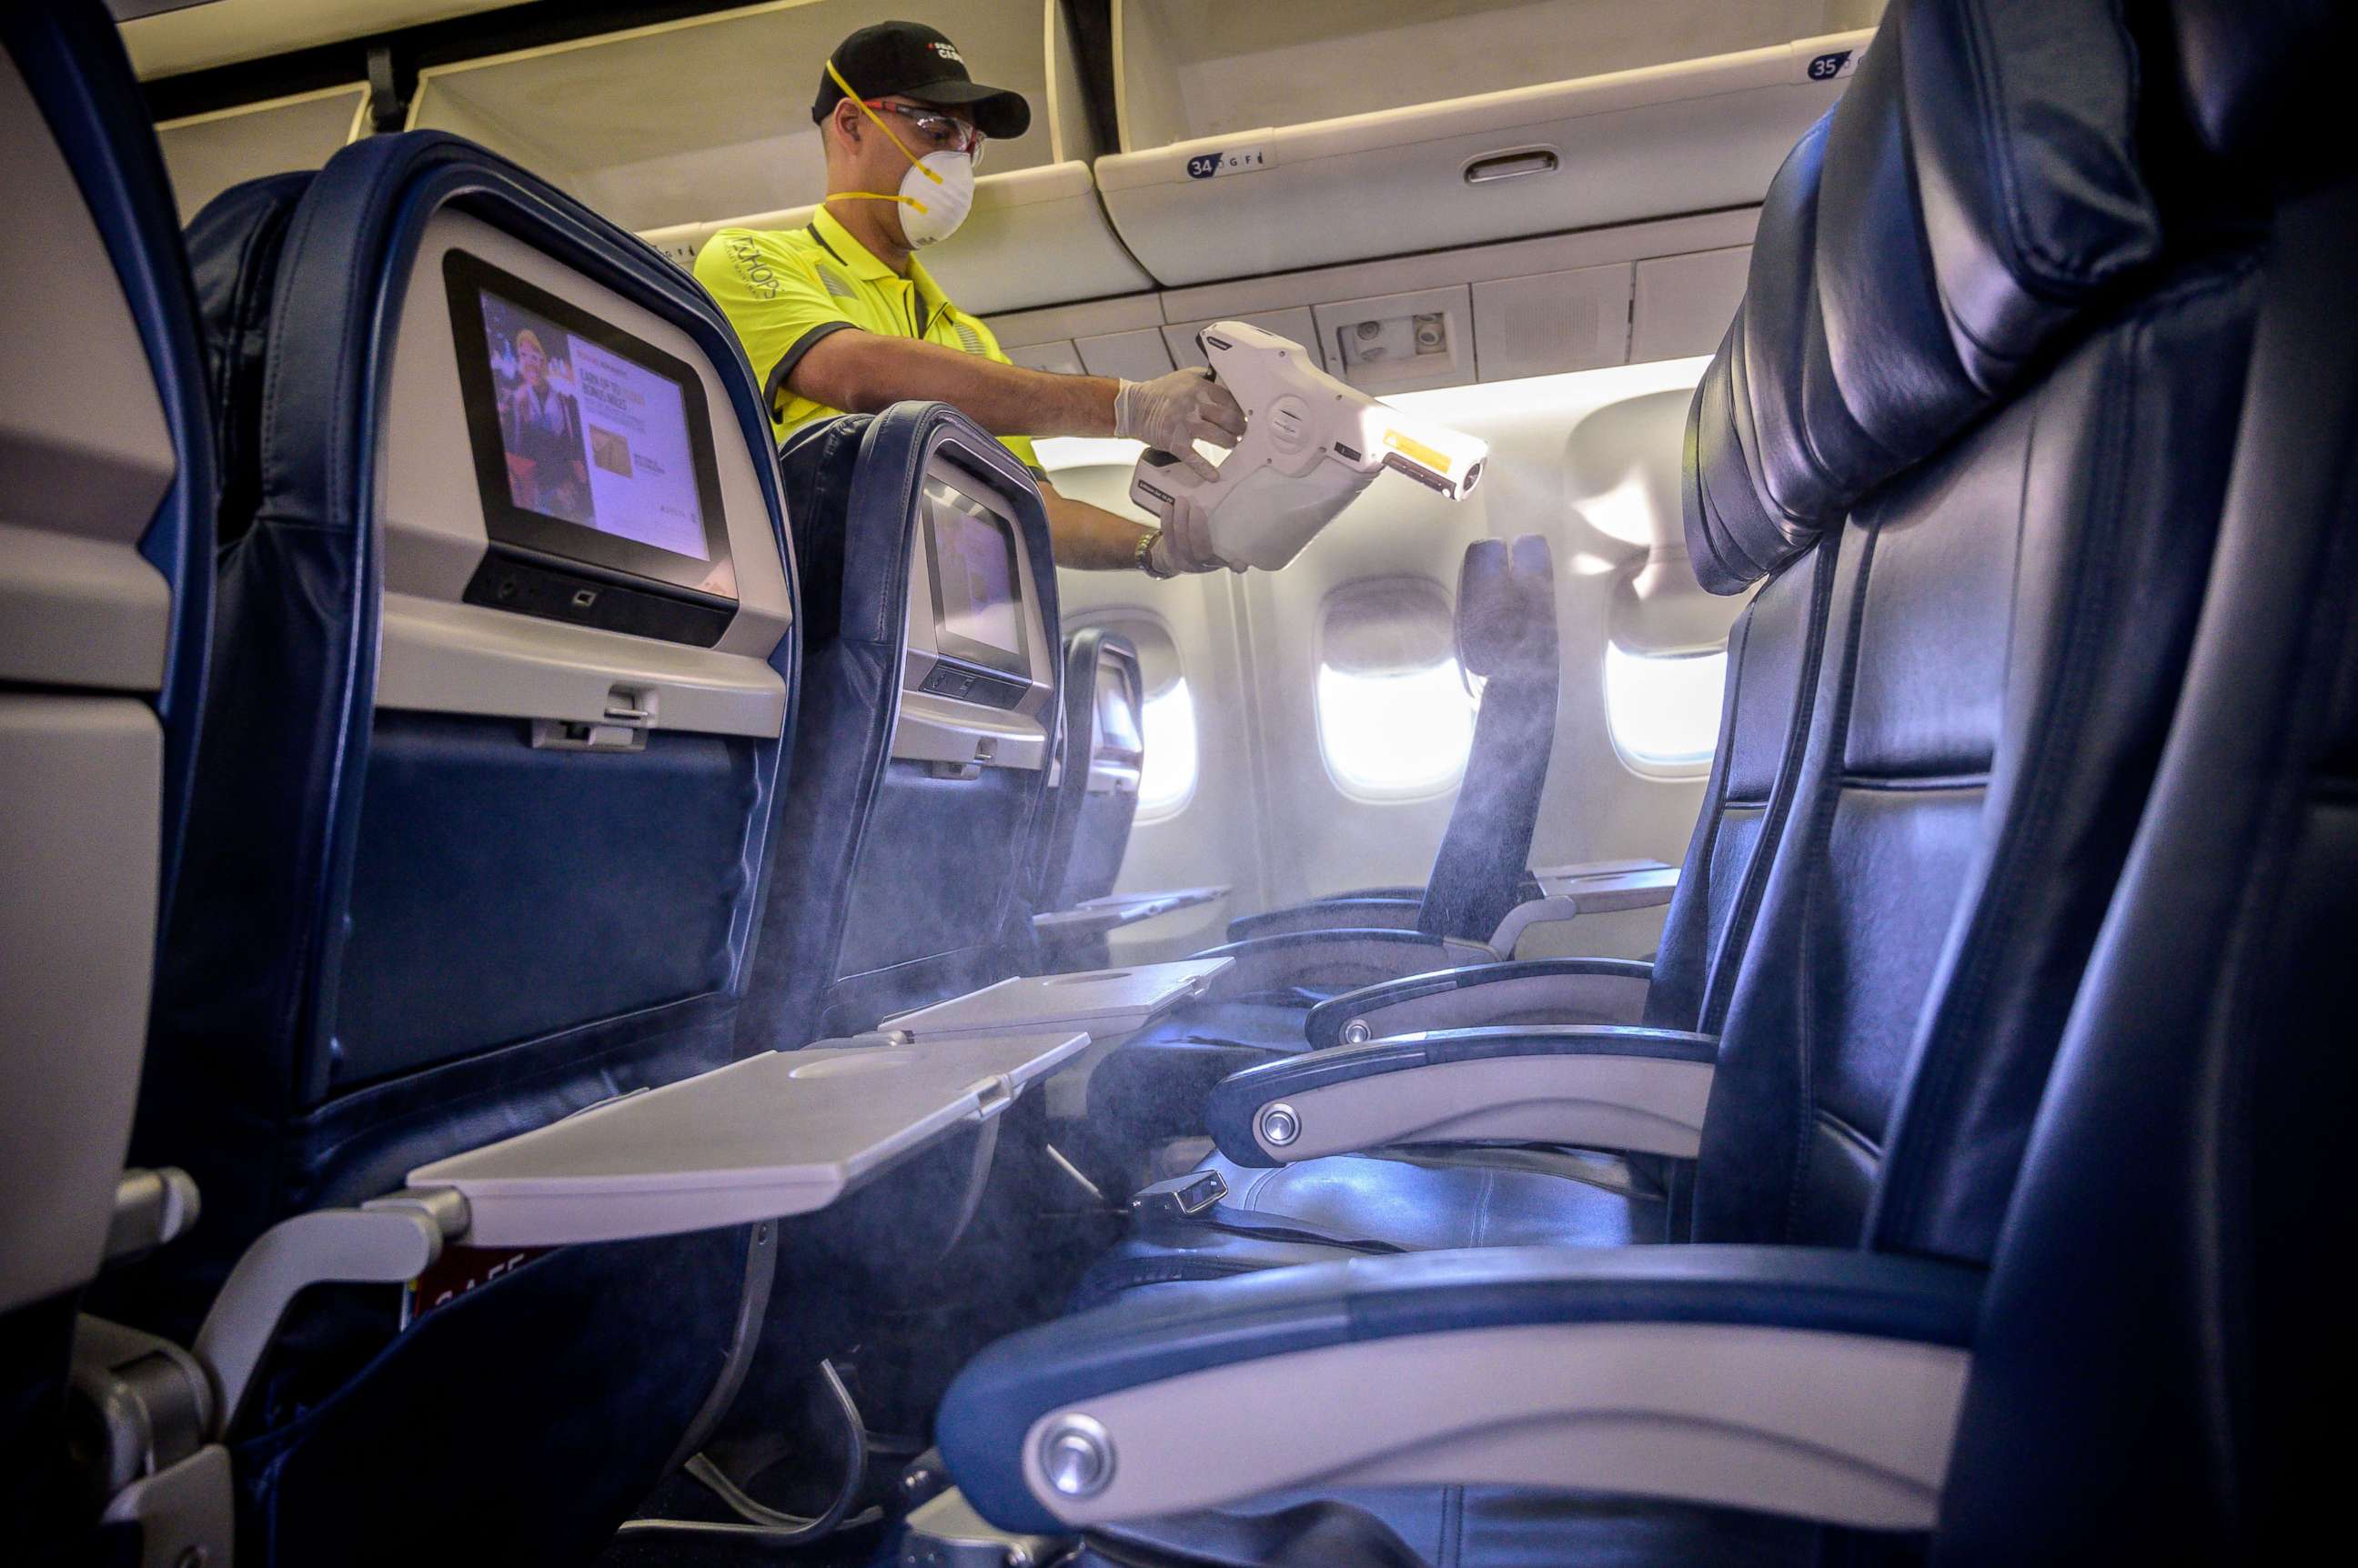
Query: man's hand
xmin=1148 ymin=493 xmax=1244 ymax=575
xmin=1115 ymin=367 xmax=1247 ymax=481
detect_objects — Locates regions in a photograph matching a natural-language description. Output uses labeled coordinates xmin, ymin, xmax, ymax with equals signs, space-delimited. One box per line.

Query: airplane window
xmin=1604 ymin=642 xmax=1727 ymax=772
xmin=1316 ymin=579 xmax=1475 ymax=799
xmin=1137 ymin=678 xmax=1199 ymax=819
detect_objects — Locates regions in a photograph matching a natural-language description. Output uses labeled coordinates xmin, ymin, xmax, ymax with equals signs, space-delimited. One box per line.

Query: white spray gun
xmin=1128 ymin=321 xmax=1487 ymax=571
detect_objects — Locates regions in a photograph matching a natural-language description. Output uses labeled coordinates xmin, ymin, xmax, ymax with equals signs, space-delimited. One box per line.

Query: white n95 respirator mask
xmin=892 ymin=149 xmax=973 ymax=248
xmin=827 ymin=59 xmax=978 ymax=248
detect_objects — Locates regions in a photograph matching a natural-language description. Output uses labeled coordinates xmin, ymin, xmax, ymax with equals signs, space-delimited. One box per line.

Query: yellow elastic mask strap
xmin=831 ymin=189 xmax=929 ymax=215
xmin=827 ymin=57 xmax=944 ymax=189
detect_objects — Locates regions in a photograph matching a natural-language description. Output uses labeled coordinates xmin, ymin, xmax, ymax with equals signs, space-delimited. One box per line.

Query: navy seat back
xmin=1637 ymin=545 xmax=1833 ymax=1032
xmin=185 ymin=169 xmax=313 ymax=549
xmin=1035 ymin=6 xmax=2298 ymax=1561
xmin=0 ymin=1 xmax=213 ymax=1555
xmin=1415 ymin=535 xmax=1560 ymax=941
xmin=1938 ymin=11 xmax=2358 ymax=1554
xmin=106 ymin=132 xmax=798 ymax=1563
xmin=1684 ymin=0 xmax=2256 ymax=1268
xmin=1039 ymin=627 xmax=1145 ymax=912
xmin=744 ymin=403 xmax=1061 ymax=1046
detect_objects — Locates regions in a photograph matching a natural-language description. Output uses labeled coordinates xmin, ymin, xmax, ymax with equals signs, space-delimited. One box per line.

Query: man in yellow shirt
xmin=696 ymin=20 xmax=1244 ymax=578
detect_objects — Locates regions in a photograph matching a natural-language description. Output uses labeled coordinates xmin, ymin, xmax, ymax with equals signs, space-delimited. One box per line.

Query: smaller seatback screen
xmin=1095 ymin=663 xmax=1144 ymax=756
xmin=479 ymin=293 xmax=708 ymax=559
xmin=923 ymin=477 xmax=1028 ymax=678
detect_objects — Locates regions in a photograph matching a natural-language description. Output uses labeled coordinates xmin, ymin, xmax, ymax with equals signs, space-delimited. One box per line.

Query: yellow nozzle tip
xmin=1383 ymin=428 xmax=1454 ymax=475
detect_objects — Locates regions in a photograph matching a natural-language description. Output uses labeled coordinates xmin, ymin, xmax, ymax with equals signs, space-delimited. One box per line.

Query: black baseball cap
xmin=811 ymin=20 xmax=1031 ymax=142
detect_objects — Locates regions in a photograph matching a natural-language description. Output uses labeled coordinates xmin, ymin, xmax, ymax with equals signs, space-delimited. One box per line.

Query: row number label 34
xmin=1186 ymin=146 xmax=1268 ymax=179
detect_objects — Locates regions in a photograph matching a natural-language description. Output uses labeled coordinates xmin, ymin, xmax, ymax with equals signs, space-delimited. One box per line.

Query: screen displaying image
xmin=478 ymin=289 xmax=709 ymax=560
xmin=925 ymin=479 xmax=1025 ymax=662
xmin=1095 ymin=663 xmax=1144 ymax=755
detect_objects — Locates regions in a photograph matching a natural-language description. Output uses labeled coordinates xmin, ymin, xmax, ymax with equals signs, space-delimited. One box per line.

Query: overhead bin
xmin=154 ymin=84 xmax=368 ymax=218
xmin=1631 ymin=246 xmax=1753 ymax=360
xmin=1100 ymin=0 xmax=1880 ymax=287
xmin=120 ymin=0 xmax=519 ymax=78
xmin=409 ymin=0 xmax=1150 ymax=315
xmin=991 ymin=208 xmax=1759 ymax=394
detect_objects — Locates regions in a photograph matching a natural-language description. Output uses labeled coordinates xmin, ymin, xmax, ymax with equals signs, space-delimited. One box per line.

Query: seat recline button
xmin=1259 ymin=1102 xmax=1301 ymax=1147
xmin=1039 ymin=1415 xmax=1114 ymax=1498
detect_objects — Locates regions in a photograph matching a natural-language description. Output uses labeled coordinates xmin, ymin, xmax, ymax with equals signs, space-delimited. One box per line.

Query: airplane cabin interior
xmin=2 ymin=1 xmax=2350 ymax=1564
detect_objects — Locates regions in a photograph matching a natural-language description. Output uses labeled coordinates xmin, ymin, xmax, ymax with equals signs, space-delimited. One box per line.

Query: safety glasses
xmin=865 ymin=98 xmax=988 ymax=166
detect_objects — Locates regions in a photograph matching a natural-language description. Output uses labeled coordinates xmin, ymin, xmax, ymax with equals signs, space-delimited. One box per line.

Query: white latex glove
xmin=1147 ymin=492 xmax=1244 ymax=576
xmin=1114 ymin=367 xmax=1246 ymax=481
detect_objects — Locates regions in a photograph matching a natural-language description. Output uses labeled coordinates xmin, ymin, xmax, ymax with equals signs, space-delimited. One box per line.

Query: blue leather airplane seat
xmin=1224 ymin=534 xmax=1567 ymax=948
xmin=96 ymin=132 xmax=800 ymax=1565
xmin=1410 ymin=535 xmax=1564 ymax=944
xmin=1077 ymin=542 xmax=1837 ymax=1263
xmin=937 ymin=5 xmax=2330 ymax=1556
xmin=1083 ymin=536 xmax=1628 ymax=1181
xmin=1935 ymin=8 xmax=2358 ymax=1555
xmin=1070 ymin=520 xmax=1841 ymax=1246
xmin=737 ymin=400 xmax=1062 ymax=1049
xmin=0 ymin=1 xmax=214 ymax=1556
xmin=1043 ymin=629 xmax=1144 ymax=907
xmin=1076 ymin=0 xmax=2255 ymax=1375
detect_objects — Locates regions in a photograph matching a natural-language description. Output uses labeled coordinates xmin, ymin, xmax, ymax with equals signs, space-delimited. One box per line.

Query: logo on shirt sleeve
xmin=726 ymin=233 xmax=782 ymax=300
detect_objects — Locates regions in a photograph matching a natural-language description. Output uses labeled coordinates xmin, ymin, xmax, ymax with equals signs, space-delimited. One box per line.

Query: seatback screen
xmin=1094 ymin=662 xmax=1143 ymax=757
xmin=479 ymin=293 xmax=708 ymax=558
xmin=446 ymin=249 xmax=735 ymax=609
xmin=922 ymin=477 xmax=1028 ymax=678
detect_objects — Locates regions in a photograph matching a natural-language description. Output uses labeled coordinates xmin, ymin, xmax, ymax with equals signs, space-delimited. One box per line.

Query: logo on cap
xmin=930 ymin=41 xmax=964 ymax=65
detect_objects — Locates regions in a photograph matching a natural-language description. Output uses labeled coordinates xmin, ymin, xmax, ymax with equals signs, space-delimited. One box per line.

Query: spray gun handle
xmin=1194 ymin=327 xmax=1222 ymax=386
xmin=1130 ymin=442 xmax=1221 ymax=521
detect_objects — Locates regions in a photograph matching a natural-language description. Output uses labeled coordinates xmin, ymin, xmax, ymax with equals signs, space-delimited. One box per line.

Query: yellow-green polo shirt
xmin=693 ymin=206 xmax=1042 ymax=474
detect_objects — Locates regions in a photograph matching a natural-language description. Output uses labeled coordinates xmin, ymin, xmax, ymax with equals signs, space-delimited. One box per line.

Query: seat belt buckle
xmin=1128 ymin=1169 xmax=1227 ymax=1225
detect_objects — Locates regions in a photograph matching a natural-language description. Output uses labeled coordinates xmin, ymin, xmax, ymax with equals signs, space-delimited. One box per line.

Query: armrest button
xmin=1040 ymin=1415 xmax=1115 ymax=1498
xmin=1259 ymin=1103 xmax=1302 ymax=1147
xmin=1341 ymin=1019 xmax=1372 ymax=1044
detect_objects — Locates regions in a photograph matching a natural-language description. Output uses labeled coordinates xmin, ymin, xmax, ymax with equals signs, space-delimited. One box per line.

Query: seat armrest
xmin=103 ymin=1166 xmax=201 ymax=1267
xmin=1304 ymin=958 xmax=1656 ymax=1048
xmin=1198 ymin=929 xmax=1494 ymax=1000
xmin=940 ymin=1245 xmax=1982 ymax=1535
xmin=1225 ymin=897 xmax=1423 ymax=942
xmin=1205 ymin=1025 xmax=1717 ymax=1166
xmin=1489 ymin=867 xmax=1681 ymax=954
xmin=1527 ymin=857 xmax=1671 ymax=886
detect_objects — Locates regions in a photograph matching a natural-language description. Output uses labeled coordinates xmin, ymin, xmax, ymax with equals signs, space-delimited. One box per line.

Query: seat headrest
xmin=1684 ymin=0 xmax=2163 ymax=593
xmin=1456 ymin=534 xmax=1555 ymax=678
xmin=2158 ymin=0 xmax=2354 ymax=189
xmin=779 ymin=400 xmax=1055 ymax=653
xmin=186 ymin=172 xmax=315 ymax=544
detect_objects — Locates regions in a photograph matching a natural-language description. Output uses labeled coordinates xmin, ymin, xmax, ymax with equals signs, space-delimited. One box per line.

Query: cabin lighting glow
xmin=1315 ymin=658 xmax=1477 ymax=799
xmin=1381 ymin=356 xmax=1712 ymax=423
xmin=1604 ymin=643 xmax=1726 ymax=771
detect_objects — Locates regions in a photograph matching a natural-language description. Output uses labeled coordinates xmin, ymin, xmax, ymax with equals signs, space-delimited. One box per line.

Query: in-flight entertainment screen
xmin=1095 ymin=662 xmax=1144 ymax=756
xmin=922 ymin=477 xmax=1028 ymax=678
xmin=477 ymin=292 xmax=707 ymax=558
xmin=446 ymin=249 xmax=734 ymax=608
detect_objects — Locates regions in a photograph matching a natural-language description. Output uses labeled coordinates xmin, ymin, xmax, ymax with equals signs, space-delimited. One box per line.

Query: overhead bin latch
xmin=1464 ymin=147 xmax=1559 ymax=185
